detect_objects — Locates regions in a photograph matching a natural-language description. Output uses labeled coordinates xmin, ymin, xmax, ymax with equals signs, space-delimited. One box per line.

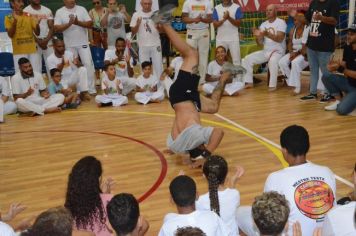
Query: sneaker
xmin=151 ymin=4 xmax=176 ymax=24
xmin=222 ymin=62 xmax=247 ymax=76
xmin=300 ymin=93 xmax=317 ymax=101
xmin=319 ymin=94 xmax=335 ymax=103
xmin=324 ymin=100 xmax=340 ymax=111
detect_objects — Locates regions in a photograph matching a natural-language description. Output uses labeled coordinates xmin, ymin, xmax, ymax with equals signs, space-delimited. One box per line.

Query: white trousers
xmin=138 ymin=46 xmax=163 ymax=77
xmin=278 ymin=54 xmax=309 ymax=93
xmin=161 ymin=76 xmax=173 ymax=97
xmin=16 ymin=94 xmax=64 ymax=115
xmin=242 ymin=50 xmax=284 ymax=88
xmin=118 ymin=76 xmax=137 ymax=95
xmin=134 ymin=90 xmax=164 ymax=105
xmin=216 ymin=40 xmax=241 ymax=65
xmin=186 ymin=28 xmax=210 ymax=82
xmin=0 ymin=100 xmax=17 ymax=122
xmin=95 ymin=94 xmax=128 ymax=107
xmin=33 ymin=44 xmax=54 ymax=79
xmin=202 ymin=81 xmax=244 ymax=96
xmin=13 ymin=53 xmax=41 ymax=73
xmin=68 ymin=45 xmax=96 ymax=94
xmin=62 ymin=67 xmax=89 ymax=93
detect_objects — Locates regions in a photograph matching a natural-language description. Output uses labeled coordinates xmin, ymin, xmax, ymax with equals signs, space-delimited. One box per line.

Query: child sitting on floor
xmin=134 ymin=61 xmax=164 ymax=105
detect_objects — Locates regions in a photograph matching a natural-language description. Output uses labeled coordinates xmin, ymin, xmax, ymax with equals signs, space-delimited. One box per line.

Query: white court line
xmin=214 ymin=113 xmax=354 ymax=188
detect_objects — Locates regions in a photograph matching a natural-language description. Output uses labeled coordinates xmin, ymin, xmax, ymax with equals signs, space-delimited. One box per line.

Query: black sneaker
xmin=151 ymin=4 xmax=176 ymax=24
xmin=319 ymin=94 xmax=335 ymax=103
xmin=300 ymin=93 xmax=317 ymax=101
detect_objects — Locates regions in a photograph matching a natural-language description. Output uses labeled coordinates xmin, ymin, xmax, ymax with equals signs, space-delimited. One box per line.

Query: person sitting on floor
xmin=48 ymin=68 xmax=79 ymax=110
xmin=11 ymin=57 xmax=64 ymax=116
xmin=95 ymin=63 xmax=128 ymax=107
xmin=134 ymin=61 xmax=164 ymax=105
xmin=0 ymin=76 xmax=17 ymax=123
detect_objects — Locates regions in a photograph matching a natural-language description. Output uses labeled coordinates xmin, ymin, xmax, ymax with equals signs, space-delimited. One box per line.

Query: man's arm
xmin=74 ymin=17 xmax=93 ymax=29
xmin=344 ymin=67 xmax=356 ymax=79
xmin=200 ymin=14 xmax=213 ymax=24
xmin=130 ymin=15 xmax=141 ymax=35
xmin=182 ymin=13 xmax=201 ymax=24
xmin=54 ymin=16 xmax=75 ymax=33
xmin=100 ymin=10 xmax=110 ymax=28
xmin=5 ymin=15 xmax=17 ymax=38
xmin=227 ymin=8 xmax=243 ymax=27
xmin=264 ymin=31 xmax=285 ymax=43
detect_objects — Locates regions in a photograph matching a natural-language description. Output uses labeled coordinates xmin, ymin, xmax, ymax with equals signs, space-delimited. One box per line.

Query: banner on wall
xmin=235 ymin=0 xmax=310 ymax=12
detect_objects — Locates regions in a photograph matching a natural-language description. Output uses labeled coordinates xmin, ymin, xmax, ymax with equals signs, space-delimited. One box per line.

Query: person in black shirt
xmin=300 ymin=0 xmax=339 ymax=102
xmin=322 ymin=24 xmax=356 ymax=115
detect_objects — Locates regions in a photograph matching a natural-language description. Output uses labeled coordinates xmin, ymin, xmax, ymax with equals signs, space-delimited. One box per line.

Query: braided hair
xmin=202 ymin=155 xmax=228 ymax=216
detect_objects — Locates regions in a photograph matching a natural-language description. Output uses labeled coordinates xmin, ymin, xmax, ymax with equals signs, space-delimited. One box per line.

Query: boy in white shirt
xmin=95 ymin=63 xmax=128 ymax=107
xmin=203 ymin=46 xmax=244 ymax=96
xmin=104 ymin=37 xmax=136 ymax=95
xmin=130 ymin=0 xmax=163 ymax=77
xmin=11 ymin=57 xmax=64 ymax=116
xmin=159 ymin=175 xmax=231 ymax=236
xmin=0 ymin=77 xmax=17 ymax=123
xmin=134 ymin=61 xmax=164 ymax=104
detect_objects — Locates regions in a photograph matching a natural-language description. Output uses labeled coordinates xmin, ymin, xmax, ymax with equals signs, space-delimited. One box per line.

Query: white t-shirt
xmin=205 ymin=60 xmax=223 ymax=87
xmin=264 ymin=162 xmax=336 ymax=236
xmin=136 ymin=74 xmax=158 ymax=90
xmin=213 ymin=3 xmax=243 ymax=41
xmin=54 ymin=5 xmax=91 ymax=47
xmin=130 ymin=10 xmax=160 ymax=47
xmin=196 ymin=188 xmax=240 ymax=234
xmin=11 ymin=72 xmax=46 ymax=97
xmin=0 ymin=221 xmax=16 ymax=236
xmin=0 ymin=77 xmax=11 ymax=97
xmin=107 ymin=12 xmax=127 ymax=47
xmin=47 ymin=51 xmax=77 ymax=79
xmin=101 ymin=75 xmax=123 ymax=95
xmin=104 ymin=49 xmax=131 ymax=78
xmin=158 ymin=210 xmax=232 ymax=236
xmin=321 ymin=201 xmax=356 ymax=236
xmin=169 ymin=56 xmax=183 ymax=82
xmin=24 ymin=5 xmax=53 ymax=39
xmin=259 ymin=18 xmax=287 ymax=53
xmin=292 ymin=26 xmax=310 ymax=52
xmin=182 ymin=0 xmax=213 ymax=30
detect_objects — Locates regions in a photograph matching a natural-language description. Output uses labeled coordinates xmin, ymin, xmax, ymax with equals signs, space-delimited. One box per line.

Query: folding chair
xmin=0 ymin=52 xmax=15 ymax=97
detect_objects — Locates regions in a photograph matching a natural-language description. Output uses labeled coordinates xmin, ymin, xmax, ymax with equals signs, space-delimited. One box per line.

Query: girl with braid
xmin=196 ymin=155 xmax=244 ymax=235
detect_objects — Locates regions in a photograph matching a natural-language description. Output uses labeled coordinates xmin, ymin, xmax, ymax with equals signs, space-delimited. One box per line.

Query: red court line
xmin=2 ymin=130 xmax=168 ymax=203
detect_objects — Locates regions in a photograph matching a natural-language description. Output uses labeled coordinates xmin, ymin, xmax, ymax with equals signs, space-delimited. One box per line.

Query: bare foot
xmin=44 ymin=107 xmax=62 ymax=114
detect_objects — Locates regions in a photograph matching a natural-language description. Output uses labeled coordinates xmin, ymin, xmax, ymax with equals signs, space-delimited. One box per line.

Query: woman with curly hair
xmin=65 ymin=156 xmax=115 ymax=236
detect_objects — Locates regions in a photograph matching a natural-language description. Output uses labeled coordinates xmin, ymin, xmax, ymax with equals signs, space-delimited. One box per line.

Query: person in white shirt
xmin=47 ymin=38 xmax=91 ymax=101
xmin=54 ymin=0 xmax=97 ymax=94
xmin=11 ymin=58 xmax=64 ymax=115
xmin=95 ymin=63 xmax=128 ymax=107
xmin=159 ymin=175 xmax=232 ymax=236
xmin=212 ymin=0 xmax=243 ymax=65
xmin=319 ymin=163 xmax=356 ymax=236
xmin=160 ymin=56 xmax=183 ymax=97
xmin=278 ymin=12 xmax=309 ymax=95
xmin=130 ymin=0 xmax=163 ymax=77
xmin=24 ymin=0 xmax=54 ymax=78
xmin=203 ymin=46 xmax=244 ymax=96
xmin=0 ymin=77 xmax=17 ymax=123
xmin=182 ymin=0 xmax=213 ymax=82
xmin=101 ymin=0 xmax=131 ymax=49
xmin=241 ymin=4 xmax=286 ymax=90
xmin=237 ymin=125 xmax=337 ymax=236
xmin=104 ymin=37 xmax=136 ymax=95
xmin=134 ymin=61 xmax=164 ymax=104
xmin=196 ymin=155 xmax=243 ymax=235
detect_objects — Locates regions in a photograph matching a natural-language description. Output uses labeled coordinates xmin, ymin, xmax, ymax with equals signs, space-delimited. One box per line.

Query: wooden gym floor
xmin=0 ymin=75 xmax=355 ymax=235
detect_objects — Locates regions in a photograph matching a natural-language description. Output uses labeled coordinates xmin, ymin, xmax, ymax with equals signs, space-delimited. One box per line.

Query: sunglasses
xmin=93 ymin=1 xmax=100 ymax=5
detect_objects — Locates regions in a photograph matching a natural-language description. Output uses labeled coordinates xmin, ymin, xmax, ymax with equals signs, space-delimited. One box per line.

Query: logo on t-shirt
xmin=191 ymin=5 xmax=206 ymax=11
xmin=109 ymin=16 xmax=123 ymax=29
xmin=310 ymin=11 xmax=322 ymax=37
xmin=294 ymin=178 xmax=334 ymax=220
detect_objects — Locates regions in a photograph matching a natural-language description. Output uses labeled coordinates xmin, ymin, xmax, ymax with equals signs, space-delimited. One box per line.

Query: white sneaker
xmin=324 ymin=100 xmax=340 ymax=111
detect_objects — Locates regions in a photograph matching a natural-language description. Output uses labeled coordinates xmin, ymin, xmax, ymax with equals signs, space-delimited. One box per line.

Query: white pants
xmin=95 ymin=94 xmax=128 ymax=107
xmin=118 ymin=76 xmax=136 ymax=95
xmin=216 ymin=40 xmax=241 ymax=65
xmin=134 ymin=90 xmax=164 ymax=105
xmin=161 ymin=76 xmax=173 ymax=97
xmin=16 ymin=94 xmax=64 ymax=115
xmin=186 ymin=28 xmax=210 ymax=82
xmin=33 ymin=44 xmax=54 ymax=79
xmin=138 ymin=46 xmax=163 ymax=77
xmin=278 ymin=54 xmax=309 ymax=93
xmin=68 ymin=45 xmax=96 ymax=94
xmin=202 ymin=81 xmax=244 ymax=96
xmin=242 ymin=50 xmax=284 ymax=88
xmin=62 ymin=67 xmax=89 ymax=93
xmin=13 ymin=53 xmax=41 ymax=73
xmin=0 ymin=100 xmax=17 ymax=122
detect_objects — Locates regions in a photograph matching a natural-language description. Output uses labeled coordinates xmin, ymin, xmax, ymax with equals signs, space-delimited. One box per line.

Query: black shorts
xmin=169 ymin=70 xmax=201 ymax=111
